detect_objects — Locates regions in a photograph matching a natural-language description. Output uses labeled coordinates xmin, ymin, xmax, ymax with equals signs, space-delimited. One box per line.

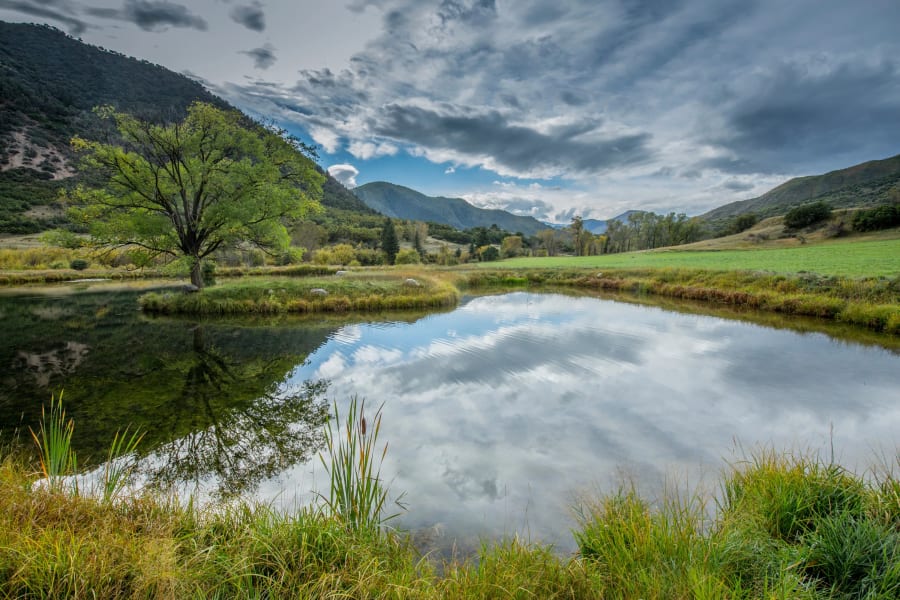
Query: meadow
xmin=492 ymin=237 xmax=900 ymax=278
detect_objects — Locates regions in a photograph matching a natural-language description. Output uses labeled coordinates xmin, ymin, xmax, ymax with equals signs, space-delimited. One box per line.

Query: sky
xmin=2 ymin=0 xmax=899 ymax=222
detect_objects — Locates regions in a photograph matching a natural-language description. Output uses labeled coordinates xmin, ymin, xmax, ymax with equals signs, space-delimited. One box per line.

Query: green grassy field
xmin=493 ymin=237 xmax=900 ymax=277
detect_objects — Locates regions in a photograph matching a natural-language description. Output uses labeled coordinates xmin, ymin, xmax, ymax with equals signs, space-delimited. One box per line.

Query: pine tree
xmin=381 ymin=218 xmax=399 ymax=265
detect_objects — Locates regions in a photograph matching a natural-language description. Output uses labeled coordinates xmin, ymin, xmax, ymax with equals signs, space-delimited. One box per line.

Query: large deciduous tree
xmin=68 ymin=102 xmax=324 ymax=287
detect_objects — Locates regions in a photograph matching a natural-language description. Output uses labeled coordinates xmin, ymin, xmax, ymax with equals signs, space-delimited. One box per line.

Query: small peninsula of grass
xmin=139 ymin=272 xmax=459 ymax=315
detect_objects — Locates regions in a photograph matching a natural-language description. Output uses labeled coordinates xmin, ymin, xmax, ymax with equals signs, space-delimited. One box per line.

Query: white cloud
xmin=327 ymin=163 xmax=360 ymax=188
xmin=308 ymin=126 xmax=341 ymax=154
xmin=347 ymin=140 xmax=399 ymax=160
xmin=445 ymin=166 xmax=456 ymax=174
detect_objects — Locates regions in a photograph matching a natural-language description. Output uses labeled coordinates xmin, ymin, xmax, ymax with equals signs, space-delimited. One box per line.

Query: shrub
xmin=312 ymin=248 xmax=332 ymax=265
xmin=479 ymin=246 xmax=500 ymax=261
xmin=330 ymin=244 xmax=356 ymax=266
xmin=69 ymin=258 xmax=89 ymax=270
xmin=852 ymin=203 xmax=900 ymax=232
xmin=277 ymin=247 xmax=305 ymax=265
xmin=783 ymin=202 xmax=832 ymax=229
xmin=394 ymin=248 xmax=422 ymax=264
xmin=726 ymin=213 xmax=759 ymax=235
xmin=248 ymin=249 xmax=266 ymax=267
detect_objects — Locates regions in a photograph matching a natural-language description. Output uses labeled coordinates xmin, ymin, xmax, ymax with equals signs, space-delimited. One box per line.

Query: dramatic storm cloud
xmin=88 ymin=0 xmax=208 ymax=32
xmin=1 ymin=0 xmax=898 ymax=218
xmin=0 ymin=0 xmax=87 ymax=34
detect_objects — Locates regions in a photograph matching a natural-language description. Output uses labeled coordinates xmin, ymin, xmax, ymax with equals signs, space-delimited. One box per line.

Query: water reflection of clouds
xmin=280 ymin=292 xmax=900 ymax=553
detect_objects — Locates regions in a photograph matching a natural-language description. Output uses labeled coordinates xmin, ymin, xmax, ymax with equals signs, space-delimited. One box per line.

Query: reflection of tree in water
xmin=141 ymin=326 xmax=330 ymax=499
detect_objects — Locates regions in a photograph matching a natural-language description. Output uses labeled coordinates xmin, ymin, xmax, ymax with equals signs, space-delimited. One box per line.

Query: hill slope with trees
xmin=700 ymin=154 xmax=900 ymax=233
xmin=0 ymin=21 xmax=371 ymax=234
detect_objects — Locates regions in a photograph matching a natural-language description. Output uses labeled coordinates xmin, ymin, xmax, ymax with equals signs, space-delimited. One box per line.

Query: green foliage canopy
xmin=67 ymin=103 xmax=324 ymax=286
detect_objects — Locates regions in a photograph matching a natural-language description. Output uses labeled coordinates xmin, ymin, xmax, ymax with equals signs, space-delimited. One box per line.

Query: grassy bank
xmin=2 ymin=446 xmax=898 ymax=598
xmin=139 ymin=272 xmax=459 ymax=315
xmin=0 ymin=263 xmax=336 ymax=286
xmin=493 ymin=236 xmax=900 ymax=277
xmin=460 ymin=268 xmax=900 ymax=334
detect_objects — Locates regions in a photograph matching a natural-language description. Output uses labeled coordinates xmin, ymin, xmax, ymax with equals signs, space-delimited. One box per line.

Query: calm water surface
xmin=1 ymin=284 xmax=898 ymax=553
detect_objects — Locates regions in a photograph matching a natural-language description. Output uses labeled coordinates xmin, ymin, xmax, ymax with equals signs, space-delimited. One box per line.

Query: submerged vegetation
xmin=1 ymin=395 xmax=898 ymax=598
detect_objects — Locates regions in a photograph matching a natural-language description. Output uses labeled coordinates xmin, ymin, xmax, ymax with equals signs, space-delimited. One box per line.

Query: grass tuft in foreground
xmin=29 ymin=391 xmax=77 ymax=495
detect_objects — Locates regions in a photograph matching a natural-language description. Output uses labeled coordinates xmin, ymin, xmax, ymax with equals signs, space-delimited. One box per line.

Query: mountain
xmin=353 ymin=182 xmax=549 ymax=235
xmin=0 ymin=22 xmax=230 ymax=170
xmin=319 ymin=173 xmax=375 ymax=213
xmin=583 ymin=211 xmax=644 ymax=234
xmin=700 ymin=154 xmax=900 ymax=232
xmin=544 ymin=211 xmax=643 ymax=234
xmin=0 ymin=21 xmax=370 ymax=233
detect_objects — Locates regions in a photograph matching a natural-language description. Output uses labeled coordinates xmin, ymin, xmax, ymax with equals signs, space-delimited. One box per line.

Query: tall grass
xmin=2 ymin=427 xmax=899 ymax=597
xmin=100 ymin=426 xmax=144 ymax=504
xmin=28 ymin=392 xmax=143 ymax=502
xmin=319 ymin=396 xmax=404 ymax=533
xmin=29 ymin=391 xmax=77 ymax=494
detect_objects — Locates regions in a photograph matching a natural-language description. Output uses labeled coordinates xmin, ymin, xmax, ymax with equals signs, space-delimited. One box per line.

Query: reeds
xmin=29 ymin=391 xmax=77 ymax=494
xmin=100 ymin=426 xmax=144 ymax=504
xmin=29 ymin=392 xmax=143 ymax=503
xmin=319 ymin=396 xmax=404 ymax=533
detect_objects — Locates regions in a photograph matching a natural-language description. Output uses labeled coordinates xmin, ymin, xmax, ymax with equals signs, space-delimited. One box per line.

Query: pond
xmin=1 ymin=282 xmax=899 ymax=555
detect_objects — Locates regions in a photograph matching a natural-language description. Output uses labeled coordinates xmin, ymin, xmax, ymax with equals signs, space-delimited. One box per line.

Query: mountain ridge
xmin=353 ymin=181 xmax=549 ymax=235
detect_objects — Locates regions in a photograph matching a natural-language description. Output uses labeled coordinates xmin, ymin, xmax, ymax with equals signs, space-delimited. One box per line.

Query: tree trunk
xmin=190 ymin=258 xmax=204 ymax=289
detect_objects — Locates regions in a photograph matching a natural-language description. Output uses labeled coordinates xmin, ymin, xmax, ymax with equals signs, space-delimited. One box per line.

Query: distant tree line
xmin=600 ymin=212 xmax=704 ymax=254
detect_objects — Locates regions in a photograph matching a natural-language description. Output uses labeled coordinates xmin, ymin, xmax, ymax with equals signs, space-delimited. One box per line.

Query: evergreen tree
xmin=413 ymin=228 xmax=424 ymax=257
xmin=380 ymin=218 xmax=399 ymax=264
